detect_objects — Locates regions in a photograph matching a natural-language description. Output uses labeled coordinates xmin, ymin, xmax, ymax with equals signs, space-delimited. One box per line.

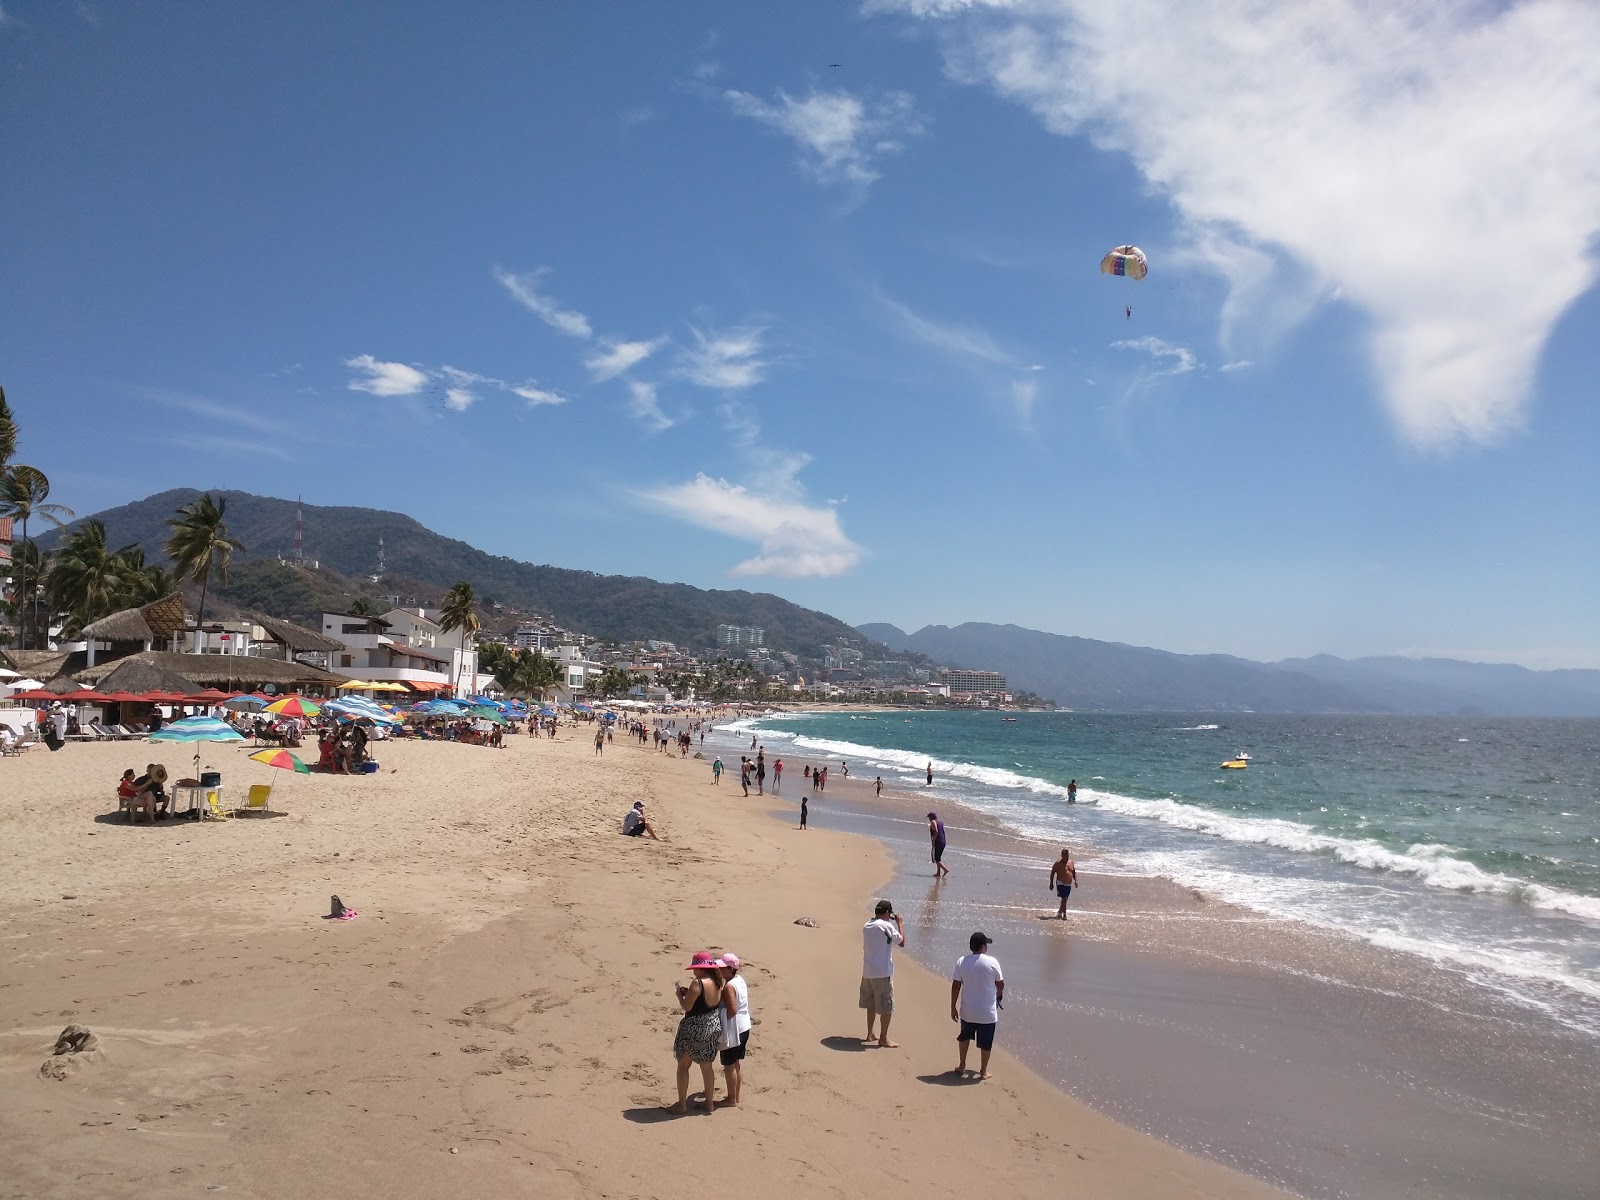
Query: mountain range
xmin=858 ymin=622 xmax=1600 ymax=717
xmin=45 ymin=490 xmax=1599 ymax=715
xmin=48 ymin=490 xmax=870 ymax=658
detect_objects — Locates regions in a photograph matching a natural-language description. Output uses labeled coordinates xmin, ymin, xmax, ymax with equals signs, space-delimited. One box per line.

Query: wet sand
xmin=769 ymin=760 xmax=1600 ymax=1199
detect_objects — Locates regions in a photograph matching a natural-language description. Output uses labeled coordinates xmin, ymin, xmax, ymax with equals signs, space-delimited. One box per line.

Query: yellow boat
xmin=1220 ymin=758 xmax=1249 ymax=769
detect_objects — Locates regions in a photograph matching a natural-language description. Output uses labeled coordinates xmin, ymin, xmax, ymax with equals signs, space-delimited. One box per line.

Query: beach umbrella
xmin=537 ymin=706 xmax=556 ymax=718
xmin=149 ymin=714 xmax=248 ymax=775
xmin=337 ymin=680 xmax=374 ymax=691
xmin=10 ymin=688 xmax=58 ymax=700
xmin=224 ymin=695 xmax=268 ymax=711
xmin=248 ymin=747 xmax=311 ymax=774
xmin=187 ymin=688 xmax=233 ymax=703
xmin=265 ymin=696 xmax=321 ymax=718
xmin=327 ymin=696 xmax=402 ymax=724
xmin=467 ymin=705 xmax=507 ymax=725
xmin=366 ymin=680 xmax=407 ymax=692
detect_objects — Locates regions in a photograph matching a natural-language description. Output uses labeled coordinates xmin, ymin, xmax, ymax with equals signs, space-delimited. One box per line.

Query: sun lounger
xmin=111 ymin=724 xmax=145 ymax=740
xmin=89 ymin=722 xmax=121 ymax=741
xmin=65 ymin=727 xmax=99 ymax=742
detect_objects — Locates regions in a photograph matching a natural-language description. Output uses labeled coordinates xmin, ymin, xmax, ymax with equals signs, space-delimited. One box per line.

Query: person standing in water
xmin=1067 ymin=779 xmax=1077 ymax=804
xmin=926 ymin=762 xmax=934 ymax=787
xmin=1049 ymin=847 xmax=1077 ymax=918
xmin=800 ymin=791 xmax=808 ymax=830
xmin=874 ymin=776 xmax=883 ymax=797
xmin=928 ymin=811 xmax=950 ymax=878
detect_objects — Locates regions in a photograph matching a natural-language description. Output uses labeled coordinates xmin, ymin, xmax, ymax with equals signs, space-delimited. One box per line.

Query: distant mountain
xmin=858 ymin=621 xmax=1600 ymax=716
xmin=48 ymin=490 xmax=870 ymax=657
xmin=1278 ymin=654 xmax=1600 ymax=717
xmin=856 ymin=622 xmax=912 ymax=651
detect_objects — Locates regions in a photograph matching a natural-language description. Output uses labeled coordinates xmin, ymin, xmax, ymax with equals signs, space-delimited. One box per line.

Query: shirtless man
xmin=1049 ymin=847 xmax=1078 ymax=918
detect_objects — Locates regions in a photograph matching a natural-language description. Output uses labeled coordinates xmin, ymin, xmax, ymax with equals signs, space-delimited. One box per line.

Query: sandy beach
xmin=0 ymin=725 xmax=1285 ymax=1200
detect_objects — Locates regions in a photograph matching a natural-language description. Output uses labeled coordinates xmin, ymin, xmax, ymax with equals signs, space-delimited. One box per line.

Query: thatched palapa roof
xmin=90 ymin=658 xmax=203 ymax=697
xmin=80 ymin=593 xmax=188 ymax=645
xmin=1 ymin=649 xmax=76 ymax=680
xmin=76 ymin=651 xmax=347 ymax=690
xmin=246 ymin=612 xmax=345 ymax=654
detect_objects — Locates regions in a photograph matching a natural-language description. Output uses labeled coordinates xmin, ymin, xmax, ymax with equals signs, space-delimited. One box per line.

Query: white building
xmin=318 ymin=610 xmax=479 ymax=695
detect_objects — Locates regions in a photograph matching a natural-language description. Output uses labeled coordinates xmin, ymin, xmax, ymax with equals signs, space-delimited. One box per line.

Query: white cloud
xmin=345 ymin=354 xmax=429 ymax=396
xmin=1219 ymin=359 xmax=1254 ymax=373
xmin=679 ymin=326 xmax=769 ymax=390
xmin=510 ymin=383 xmax=568 ymax=408
xmin=625 ymin=380 xmax=673 ymax=432
xmin=880 ymin=0 xmax=1600 ymax=446
xmin=494 ymin=266 xmax=593 ymax=339
xmin=640 ymin=474 xmax=863 ymax=577
xmin=1111 ymin=336 xmax=1198 ymax=376
xmin=1010 ymin=377 xmax=1038 ymax=423
xmin=724 ymin=87 xmax=925 ymax=187
xmin=586 ymin=336 xmax=668 ymax=381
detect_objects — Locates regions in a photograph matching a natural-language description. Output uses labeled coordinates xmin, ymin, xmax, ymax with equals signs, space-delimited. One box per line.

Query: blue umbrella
xmin=327 ymin=697 xmax=402 ymax=725
xmin=537 ymin=706 xmax=556 ymax=718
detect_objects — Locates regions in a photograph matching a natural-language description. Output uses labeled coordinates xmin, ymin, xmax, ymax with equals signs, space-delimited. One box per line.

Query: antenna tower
xmin=293 ymin=496 xmax=304 ymax=566
xmin=374 ymin=536 xmax=386 ymax=580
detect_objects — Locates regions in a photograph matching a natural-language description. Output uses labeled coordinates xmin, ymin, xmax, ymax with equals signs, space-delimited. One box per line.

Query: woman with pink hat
xmin=717 ymin=953 xmax=751 ymax=1108
xmin=671 ymin=951 xmax=725 ymax=1114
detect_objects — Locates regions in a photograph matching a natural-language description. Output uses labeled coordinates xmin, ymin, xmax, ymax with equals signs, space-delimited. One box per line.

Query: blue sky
xmin=4 ymin=1 xmax=1598 ymax=667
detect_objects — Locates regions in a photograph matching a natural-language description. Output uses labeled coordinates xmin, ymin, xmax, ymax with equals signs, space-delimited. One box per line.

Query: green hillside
xmin=50 ymin=490 xmax=870 ymax=657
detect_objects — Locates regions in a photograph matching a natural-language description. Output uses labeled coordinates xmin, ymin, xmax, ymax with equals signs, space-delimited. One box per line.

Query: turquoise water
xmin=723 ymin=710 xmax=1600 ymax=1033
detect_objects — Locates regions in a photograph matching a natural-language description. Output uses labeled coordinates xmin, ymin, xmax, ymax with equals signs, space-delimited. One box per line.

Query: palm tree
xmin=5 ymin=538 xmax=50 ymax=648
xmin=113 ymin=546 xmax=177 ymax=606
xmin=45 ymin=519 xmax=144 ymax=636
xmin=437 ymin=581 xmax=480 ymax=694
xmin=347 ymin=596 xmax=377 ymax=617
xmin=165 ymin=493 xmax=244 ymax=651
xmin=0 ymin=465 xmax=74 ymax=648
xmin=0 ymin=385 xmax=16 ymax=468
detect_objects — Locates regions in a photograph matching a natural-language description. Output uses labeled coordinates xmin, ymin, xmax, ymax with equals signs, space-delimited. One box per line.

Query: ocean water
xmin=722 ymin=710 xmax=1600 ymax=1035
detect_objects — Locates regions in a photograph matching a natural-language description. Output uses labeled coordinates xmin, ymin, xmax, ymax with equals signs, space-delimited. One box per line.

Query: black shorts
xmin=720 ymin=1030 xmax=750 ymax=1065
xmin=932 ymin=844 xmax=945 ymax=864
xmin=957 ymin=1020 xmax=996 ymax=1051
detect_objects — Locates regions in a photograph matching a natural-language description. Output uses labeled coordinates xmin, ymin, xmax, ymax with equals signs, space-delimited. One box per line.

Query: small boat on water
xmin=1220 ymin=757 xmax=1249 ymax=769
xmin=1002 ymin=717 xmax=1017 ymax=722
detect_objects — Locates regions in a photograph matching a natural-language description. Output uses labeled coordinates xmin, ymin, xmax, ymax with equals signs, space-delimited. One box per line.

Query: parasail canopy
xmin=1099 ymin=245 xmax=1148 ymax=280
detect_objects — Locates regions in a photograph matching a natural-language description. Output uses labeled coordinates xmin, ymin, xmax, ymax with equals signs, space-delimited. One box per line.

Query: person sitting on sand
xmin=621 ymin=801 xmax=658 ymax=839
xmin=133 ymin=763 xmax=169 ymax=820
xmin=673 ymin=952 xmax=725 ymax=1115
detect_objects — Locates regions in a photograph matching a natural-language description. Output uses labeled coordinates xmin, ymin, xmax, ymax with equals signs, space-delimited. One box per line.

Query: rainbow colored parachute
xmin=1099 ymin=245 xmax=1148 ymax=280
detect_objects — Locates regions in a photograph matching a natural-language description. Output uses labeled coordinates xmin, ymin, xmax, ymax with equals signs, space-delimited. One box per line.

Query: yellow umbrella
xmin=338 ymin=680 xmax=374 ymax=690
xmin=366 ymin=681 xmax=407 ymax=692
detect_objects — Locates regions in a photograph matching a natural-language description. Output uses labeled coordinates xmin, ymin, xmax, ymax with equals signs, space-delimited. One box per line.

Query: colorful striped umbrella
xmin=327 ymin=696 xmax=402 ymax=724
xmin=248 ymin=747 xmax=311 ymax=774
xmin=264 ymin=696 xmax=321 ymax=718
xmin=148 ymin=716 xmax=247 ymax=744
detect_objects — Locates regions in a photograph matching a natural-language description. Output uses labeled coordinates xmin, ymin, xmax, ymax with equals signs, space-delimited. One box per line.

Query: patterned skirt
xmin=673 ymin=1010 xmax=723 ymax=1064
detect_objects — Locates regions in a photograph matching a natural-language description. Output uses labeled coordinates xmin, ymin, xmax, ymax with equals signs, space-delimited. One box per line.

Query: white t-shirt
xmin=952 ymin=952 xmax=1004 ymax=1023
xmin=862 ymin=917 xmax=902 ymax=978
xmin=727 ymin=974 xmax=751 ymax=1034
xmin=621 ymin=809 xmax=644 ymax=835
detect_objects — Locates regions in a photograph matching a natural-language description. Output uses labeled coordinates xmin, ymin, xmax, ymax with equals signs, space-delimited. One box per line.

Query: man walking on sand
xmin=861 ymin=899 xmax=905 ymax=1048
xmin=1049 ymin=847 xmax=1077 ymax=918
xmin=951 ymin=932 xmax=1004 ymax=1080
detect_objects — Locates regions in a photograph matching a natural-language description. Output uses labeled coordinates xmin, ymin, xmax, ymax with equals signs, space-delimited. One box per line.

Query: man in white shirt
xmin=950 ymin=931 xmax=1005 ymax=1080
xmin=860 ymin=899 xmax=905 ymax=1048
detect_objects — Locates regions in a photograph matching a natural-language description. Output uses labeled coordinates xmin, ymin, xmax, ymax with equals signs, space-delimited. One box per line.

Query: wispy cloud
xmin=586 ymin=336 xmax=668 ymax=381
xmin=142 ymin=386 xmax=291 ymax=435
xmin=626 ymin=380 xmax=673 ymax=432
xmin=878 ymin=291 xmax=1014 ymax=366
xmin=494 ymin=266 xmax=593 ymax=339
xmin=881 ymin=0 xmax=1600 ymax=446
xmin=1111 ymin=336 xmax=1198 ymax=376
xmin=439 ymin=365 xmax=490 ymax=411
xmin=640 ymin=474 xmax=863 ymax=577
xmin=345 ymin=354 xmax=429 ymax=397
xmin=679 ymin=326 xmax=769 ymax=390
xmin=512 ymin=384 xmax=568 ymax=408
xmin=724 ymin=87 xmax=925 ymax=188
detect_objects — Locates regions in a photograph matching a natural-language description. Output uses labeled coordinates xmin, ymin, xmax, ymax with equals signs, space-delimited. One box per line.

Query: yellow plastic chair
xmin=240 ymin=784 xmax=273 ymax=817
xmin=202 ymin=789 xmax=233 ymax=821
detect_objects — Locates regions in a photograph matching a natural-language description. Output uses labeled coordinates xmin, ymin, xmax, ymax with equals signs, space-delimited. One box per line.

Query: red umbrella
xmin=187 ymin=688 xmax=232 ymax=702
xmin=9 ymin=689 xmax=57 ymax=700
xmin=59 ymin=690 xmax=108 ymax=703
xmin=97 ymin=692 xmax=144 ymax=703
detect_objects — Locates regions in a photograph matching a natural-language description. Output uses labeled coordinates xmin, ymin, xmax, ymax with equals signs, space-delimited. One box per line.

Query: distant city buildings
xmin=717 ymin=623 xmax=765 ymax=649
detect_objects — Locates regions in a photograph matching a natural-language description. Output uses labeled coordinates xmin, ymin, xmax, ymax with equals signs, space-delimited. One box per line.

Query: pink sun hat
xmin=685 ymin=951 xmax=722 ymax=971
xmin=718 ymin=952 xmax=741 ymax=970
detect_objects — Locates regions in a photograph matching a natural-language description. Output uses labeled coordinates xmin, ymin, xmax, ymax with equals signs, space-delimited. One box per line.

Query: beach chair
xmin=240 ymin=784 xmax=273 ymax=817
xmin=89 ymin=722 xmax=119 ymax=741
xmin=65 ymin=726 xmax=98 ymax=742
xmin=201 ymin=789 xmax=233 ymax=821
xmin=112 ymin=725 xmax=145 ymax=740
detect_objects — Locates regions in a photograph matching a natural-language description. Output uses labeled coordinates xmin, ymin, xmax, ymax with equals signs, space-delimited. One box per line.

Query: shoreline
xmin=1 ymin=729 xmax=1283 ymax=1199
xmin=718 ymin=718 xmax=1600 ymax=1200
